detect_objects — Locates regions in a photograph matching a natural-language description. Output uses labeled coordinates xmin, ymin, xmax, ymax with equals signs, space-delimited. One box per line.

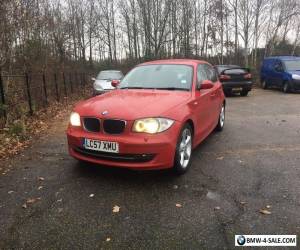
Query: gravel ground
xmin=0 ymin=88 xmax=299 ymax=249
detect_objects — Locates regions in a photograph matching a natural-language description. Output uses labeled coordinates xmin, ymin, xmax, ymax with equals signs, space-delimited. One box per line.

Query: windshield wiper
xmin=120 ymin=87 xmax=155 ymax=89
xmin=120 ymin=87 xmax=189 ymax=91
xmin=155 ymin=87 xmax=189 ymax=91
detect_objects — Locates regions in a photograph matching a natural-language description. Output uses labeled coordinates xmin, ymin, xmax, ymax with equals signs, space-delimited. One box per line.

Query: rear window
xmin=216 ymin=65 xmax=242 ymax=74
xmin=223 ymin=68 xmax=248 ymax=74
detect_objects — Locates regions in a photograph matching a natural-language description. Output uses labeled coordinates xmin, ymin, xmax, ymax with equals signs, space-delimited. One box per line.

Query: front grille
xmin=83 ymin=118 xmax=100 ymax=132
xmin=74 ymin=147 xmax=155 ymax=163
xmin=103 ymin=119 xmax=126 ymax=134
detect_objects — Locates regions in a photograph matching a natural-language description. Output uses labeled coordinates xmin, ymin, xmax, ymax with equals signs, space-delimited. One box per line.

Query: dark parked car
xmin=215 ymin=65 xmax=253 ymax=96
xmin=260 ymin=56 xmax=300 ymax=93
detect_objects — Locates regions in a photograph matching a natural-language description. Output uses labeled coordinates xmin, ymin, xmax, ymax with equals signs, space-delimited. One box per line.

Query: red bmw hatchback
xmin=67 ymin=59 xmax=225 ymax=174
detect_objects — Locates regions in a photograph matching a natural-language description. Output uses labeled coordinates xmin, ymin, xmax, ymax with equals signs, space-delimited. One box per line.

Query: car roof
xmin=100 ymin=70 xmax=122 ymax=72
xmin=264 ymin=56 xmax=300 ymax=61
xmin=139 ymin=59 xmax=209 ymax=67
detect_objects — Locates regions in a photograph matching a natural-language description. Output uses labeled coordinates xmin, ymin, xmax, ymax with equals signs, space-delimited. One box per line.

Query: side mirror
xmin=274 ymin=65 xmax=282 ymax=72
xmin=91 ymin=77 xmax=96 ymax=81
xmin=111 ymin=79 xmax=120 ymax=88
xmin=200 ymin=80 xmax=214 ymax=90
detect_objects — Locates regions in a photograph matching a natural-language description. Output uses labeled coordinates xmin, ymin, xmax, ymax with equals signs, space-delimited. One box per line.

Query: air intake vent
xmin=103 ymin=119 xmax=126 ymax=134
xmin=83 ymin=118 xmax=100 ymax=132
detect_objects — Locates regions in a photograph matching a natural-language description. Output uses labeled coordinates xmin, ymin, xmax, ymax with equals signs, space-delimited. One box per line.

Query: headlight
xmin=292 ymin=74 xmax=300 ymax=80
xmin=132 ymin=118 xmax=174 ymax=134
xmin=70 ymin=112 xmax=81 ymax=126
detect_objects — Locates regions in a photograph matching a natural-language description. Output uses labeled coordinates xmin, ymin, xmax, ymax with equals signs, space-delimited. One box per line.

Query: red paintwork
xmin=66 ymin=59 xmax=225 ymax=170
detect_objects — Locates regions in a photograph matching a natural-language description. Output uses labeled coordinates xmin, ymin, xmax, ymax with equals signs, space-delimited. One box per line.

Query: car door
xmin=203 ymin=64 xmax=221 ymax=124
xmin=192 ymin=64 xmax=215 ymax=144
xmin=271 ymin=60 xmax=284 ymax=87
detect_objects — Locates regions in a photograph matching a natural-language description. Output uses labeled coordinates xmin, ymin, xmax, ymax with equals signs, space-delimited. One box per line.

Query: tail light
xmin=219 ymin=74 xmax=231 ymax=80
xmin=244 ymin=73 xmax=252 ymax=79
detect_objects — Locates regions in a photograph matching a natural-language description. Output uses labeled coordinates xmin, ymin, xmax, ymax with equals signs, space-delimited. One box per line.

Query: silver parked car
xmin=92 ymin=70 xmax=124 ymax=95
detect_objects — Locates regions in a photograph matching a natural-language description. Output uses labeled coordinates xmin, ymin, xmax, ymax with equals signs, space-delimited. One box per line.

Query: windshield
xmin=119 ymin=64 xmax=193 ymax=91
xmin=283 ymin=60 xmax=300 ymax=71
xmin=97 ymin=71 xmax=123 ymax=80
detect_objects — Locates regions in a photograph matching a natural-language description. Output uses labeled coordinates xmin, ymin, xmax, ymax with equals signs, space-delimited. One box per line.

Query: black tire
xmin=261 ymin=80 xmax=268 ymax=89
xmin=215 ymin=104 xmax=225 ymax=132
xmin=173 ymin=123 xmax=193 ymax=175
xmin=78 ymin=159 xmax=89 ymax=167
xmin=240 ymin=90 xmax=249 ymax=96
xmin=283 ymin=82 xmax=290 ymax=93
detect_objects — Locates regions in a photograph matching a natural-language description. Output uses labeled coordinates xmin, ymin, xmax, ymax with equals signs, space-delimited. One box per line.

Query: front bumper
xmin=93 ymin=89 xmax=113 ymax=95
xmin=291 ymin=80 xmax=300 ymax=91
xmin=221 ymin=81 xmax=253 ymax=92
xmin=66 ymin=122 xmax=181 ymax=170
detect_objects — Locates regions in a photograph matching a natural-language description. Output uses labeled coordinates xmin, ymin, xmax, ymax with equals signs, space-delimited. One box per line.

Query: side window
xmin=204 ymin=64 xmax=218 ymax=82
xmin=274 ymin=61 xmax=283 ymax=72
xmin=197 ymin=64 xmax=208 ymax=89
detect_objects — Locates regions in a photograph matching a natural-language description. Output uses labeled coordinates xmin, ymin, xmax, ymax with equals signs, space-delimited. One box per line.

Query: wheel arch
xmin=184 ymin=119 xmax=195 ymax=137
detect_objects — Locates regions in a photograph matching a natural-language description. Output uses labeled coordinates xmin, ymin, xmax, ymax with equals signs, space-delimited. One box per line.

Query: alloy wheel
xmin=219 ymin=105 xmax=225 ymax=128
xmin=179 ymin=128 xmax=192 ymax=168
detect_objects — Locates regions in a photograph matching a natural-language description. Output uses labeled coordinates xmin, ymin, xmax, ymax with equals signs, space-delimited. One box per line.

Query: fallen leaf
xmin=175 ymin=203 xmax=182 ymax=208
xmin=214 ymin=206 xmax=221 ymax=210
xmin=26 ymin=198 xmax=36 ymax=204
xmin=216 ymin=156 xmax=224 ymax=160
xmin=266 ymin=205 xmax=271 ymax=209
xmin=26 ymin=197 xmax=41 ymax=204
xmin=57 ymin=199 xmax=62 ymax=202
xmin=22 ymin=203 xmax=27 ymax=209
xmin=89 ymin=194 xmax=95 ymax=198
xmin=106 ymin=238 xmax=111 ymax=242
xmin=8 ymin=190 xmax=14 ymax=194
xmin=58 ymin=208 xmax=63 ymax=213
xmin=38 ymin=186 xmax=43 ymax=190
xmin=240 ymin=201 xmax=247 ymax=205
xmin=112 ymin=205 xmax=120 ymax=213
xmin=38 ymin=177 xmax=45 ymax=181
xmin=259 ymin=209 xmax=271 ymax=215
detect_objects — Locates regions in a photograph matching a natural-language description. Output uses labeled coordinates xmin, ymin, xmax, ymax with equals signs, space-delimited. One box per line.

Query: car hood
xmin=288 ymin=70 xmax=300 ymax=75
xmin=75 ymin=89 xmax=191 ymax=120
xmin=94 ymin=79 xmax=114 ymax=90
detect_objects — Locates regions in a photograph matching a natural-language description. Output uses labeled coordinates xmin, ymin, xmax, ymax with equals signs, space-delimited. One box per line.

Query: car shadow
xmin=72 ymin=159 xmax=178 ymax=184
xmin=261 ymin=87 xmax=300 ymax=94
xmin=225 ymin=92 xmax=245 ymax=98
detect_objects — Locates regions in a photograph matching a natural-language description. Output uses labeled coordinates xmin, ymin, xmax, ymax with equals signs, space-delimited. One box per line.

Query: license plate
xmin=83 ymin=138 xmax=119 ymax=153
xmin=232 ymin=87 xmax=242 ymax=91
